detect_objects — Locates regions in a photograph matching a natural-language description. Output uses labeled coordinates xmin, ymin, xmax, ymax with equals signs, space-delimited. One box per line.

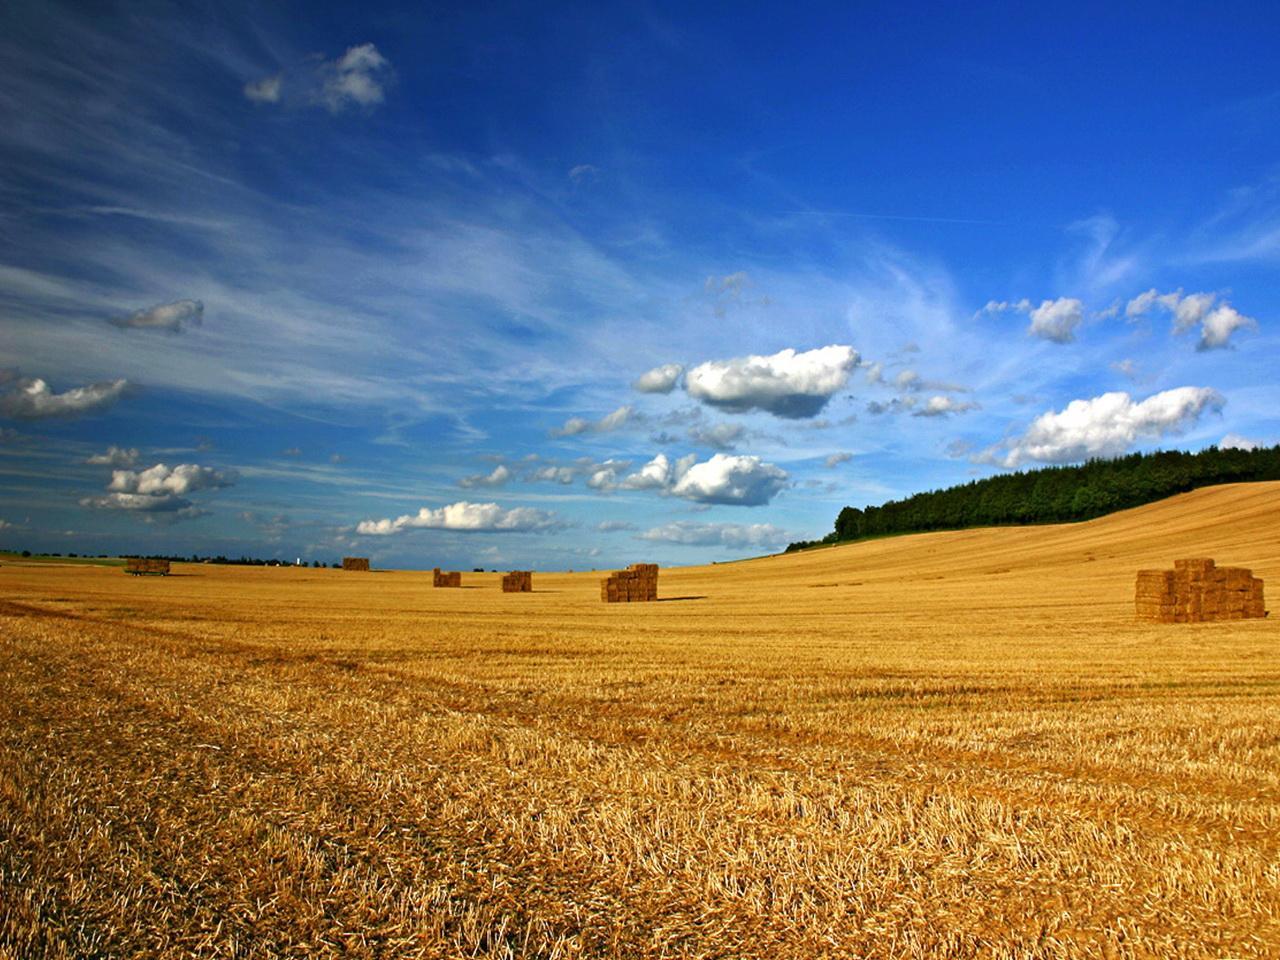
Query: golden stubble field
xmin=3 ymin=482 xmax=1280 ymax=959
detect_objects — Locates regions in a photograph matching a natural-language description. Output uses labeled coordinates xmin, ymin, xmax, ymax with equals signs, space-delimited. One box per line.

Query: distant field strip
xmin=3 ymin=482 xmax=1280 ymax=958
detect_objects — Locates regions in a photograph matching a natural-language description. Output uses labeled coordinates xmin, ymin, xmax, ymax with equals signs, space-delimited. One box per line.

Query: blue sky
xmin=1 ymin=1 xmax=1277 ymax=569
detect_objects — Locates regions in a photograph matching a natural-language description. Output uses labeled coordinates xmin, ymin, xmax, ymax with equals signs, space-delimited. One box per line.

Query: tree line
xmin=787 ymin=444 xmax=1280 ymax=552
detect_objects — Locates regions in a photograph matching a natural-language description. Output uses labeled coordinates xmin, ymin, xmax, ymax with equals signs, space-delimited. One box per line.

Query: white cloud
xmin=684 ymin=345 xmax=859 ymax=419
xmin=687 ymin=421 xmax=744 ymax=450
xmin=243 ymin=73 xmax=283 ymax=104
xmin=912 ymin=395 xmax=980 ymax=418
xmin=551 ymin=404 xmax=635 ymax=437
xmin=81 ymin=461 xmax=234 ymax=516
xmin=1125 ymin=289 xmax=1257 ymax=350
xmin=1220 ymin=433 xmax=1265 ymax=451
xmin=530 ymin=465 xmax=576 ymax=484
xmin=459 ymin=464 xmax=511 ymax=489
xmin=1028 ymin=298 xmax=1084 ymax=343
xmin=568 ymin=164 xmax=599 ymax=184
xmin=1199 ymin=304 xmax=1257 ymax=350
xmin=356 ymin=500 xmax=562 ymax=535
xmin=824 ymin=451 xmax=853 ymax=468
xmin=670 ymin=453 xmax=788 ymax=506
xmin=0 ymin=377 xmax=129 ymax=420
xmin=637 ymin=520 xmax=791 ymax=550
xmin=320 ymin=43 xmax=392 ymax=112
xmin=110 ymin=298 xmax=203 ymax=332
xmin=596 ymin=519 xmax=637 ymax=532
xmin=620 ymin=453 xmax=683 ymax=491
xmin=108 ymin=462 xmax=234 ymax=497
xmin=981 ymin=387 xmax=1225 ymax=468
xmin=633 ymin=363 xmax=684 ymax=394
xmin=599 ymin=451 xmax=786 ymax=505
xmin=980 ymin=297 xmax=1084 ymax=343
xmin=86 ymin=445 xmax=139 ymax=467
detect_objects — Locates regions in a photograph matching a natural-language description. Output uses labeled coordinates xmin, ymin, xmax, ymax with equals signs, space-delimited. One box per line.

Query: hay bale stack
xmin=341 ymin=557 xmax=370 ymax=571
xmin=501 ymin=570 xmax=533 ymax=592
xmin=125 ymin=557 xmax=170 ymax=576
xmin=432 ymin=567 xmax=462 ymax=588
xmin=1136 ymin=558 xmax=1266 ymax=623
xmin=600 ymin=563 xmax=659 ymax=603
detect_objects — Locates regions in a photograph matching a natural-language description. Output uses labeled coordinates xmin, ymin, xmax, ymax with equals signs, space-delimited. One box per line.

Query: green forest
xmin=787 ymin=445 xmax=1280 ymax=552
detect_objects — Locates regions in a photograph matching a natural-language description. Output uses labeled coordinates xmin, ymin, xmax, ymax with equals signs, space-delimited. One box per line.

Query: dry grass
xmin=3 ymin=481 xmax=1280 ymax=958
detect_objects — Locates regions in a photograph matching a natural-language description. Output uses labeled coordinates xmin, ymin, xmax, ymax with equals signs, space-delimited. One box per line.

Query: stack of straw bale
xmin=433 ymin=567 xmax=462 ymax=588
xmin=601 ymin=563 xmax=659 ymax=603
xmin=341 ymin=557 xmax=370 ymax=571
xmin=501 ymin=570 xmax=533 ymax=592
xmin=125 ymin=557 xmax=170 ymax=576
xmin=1135 ymin=558 xmax=1266 ymax=622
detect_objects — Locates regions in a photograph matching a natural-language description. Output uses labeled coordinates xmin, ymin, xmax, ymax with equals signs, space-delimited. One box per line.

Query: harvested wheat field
xmin=3 ymin=482 xmax=1280 ymax=959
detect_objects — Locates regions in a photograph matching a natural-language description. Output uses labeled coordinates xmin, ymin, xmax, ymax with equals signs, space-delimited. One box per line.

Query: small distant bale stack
xmin=601 ymin=563 xmax=659 ymax=603
xmin=433 ymin=567 xmax=462 ymax=588
xmin=125 ymin=557 xmax=170 ymax=576
xmin=1136 ymin=558 xmax=1266 ymax=623
xmin=502 ymin=570 xmax=533 ymax=592
xmin=342 ymin=557 xmax=370 ymax=571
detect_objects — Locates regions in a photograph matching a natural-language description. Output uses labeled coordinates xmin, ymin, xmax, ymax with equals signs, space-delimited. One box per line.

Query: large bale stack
xmin=125 ymin=557 xmax=170 ymax=576
xmin=433 ymin=567 xmax=462 ymax=588
xmin=601 ymin=563 xmax=659 ymax=603
xmin=1136 ymin=558 xmax=1266 ymax=623
xmin=342 ymin=556 xmax=370 ymax=571
xmin=502 ymin=570 xmax=532 ymax=592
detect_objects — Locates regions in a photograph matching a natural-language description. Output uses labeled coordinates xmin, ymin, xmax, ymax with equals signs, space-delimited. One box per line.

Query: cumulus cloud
xmin=867 ymin=394 xmax=978 ymax=418
xmin=670 ymin=453 xmax=788 ymax=506
xmin=0 ymin=377 xmax=129 ymax=420
xmin=596 ymin=452 xmax=787 ymax=505
xmin=684 ymin=345 xmax=859 ymax=419
xmin=110 ymin=298 xmax=203 ymax=332
xmin=356 ymin=501 xmax=562 ymax=535
xmin=1199 ymin=304 xmax=1257 ymax=350
xmin=86 ymin=445 xmax=139 ymax=467
xmin=459 ymin=464 xmax=511 ymax=489
xmin=596 ymin=520 xmax=637 ymax=532
xmin=633 ymin=363 xmax=685 ymax=394
xmin=1220 ymin=433 xmax=1265 ymax=451
xmin=320 ymin=43 xmax=392 ymax=112
xmin=687 ymin=421 xmax=744 ymax=450
xmin=551 ymin=405 xmax=635 ymax=437
xmin=81 ymin=461 xmax=234 ymax=516
xmin=1028 ymin=298 xmax=1084 ymax=343
xmin=824 ymin=452 xmax=853 ymax=468
xmin=637 ymin=520 xmax=791 ymax=550
xmin=243 ymin=73 xmax=283 ymax=103
xmin=912 ymin=395 xmax=980 ymax=418
xmin=980 ymin=387 xmax=1224 ymax=468
xmin=530 ymin=465 xmax=576 ymax=484
xmin=981 ymin=297 xmax=1084 ymax=343
xmin=1126 ymin=289 xmax=1257 ymax=350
